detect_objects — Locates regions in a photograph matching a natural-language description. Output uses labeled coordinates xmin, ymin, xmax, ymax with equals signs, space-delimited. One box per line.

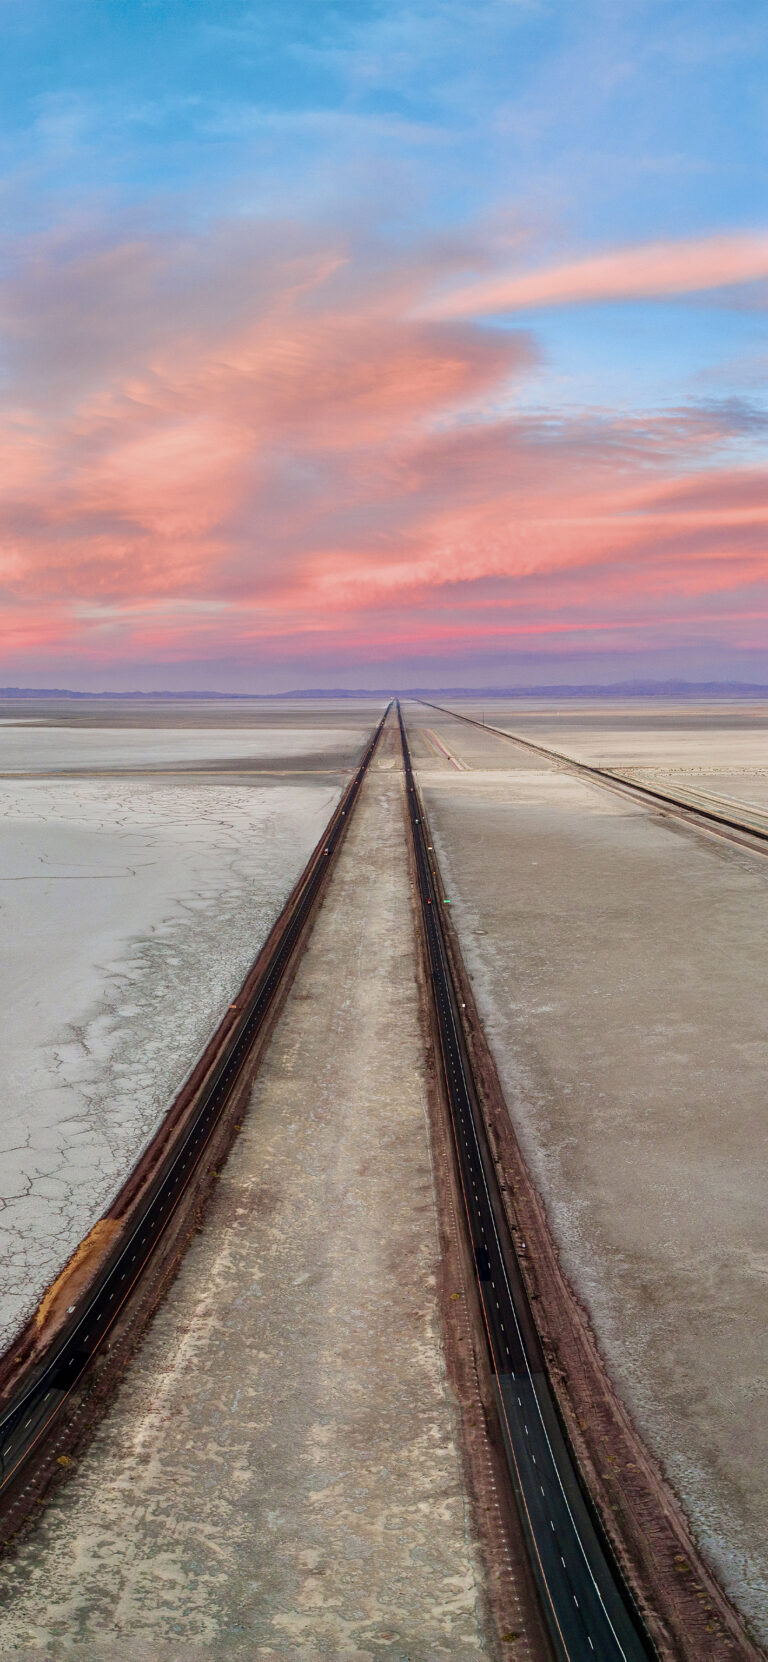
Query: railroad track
xmin=0 ymin=707 xmax=389 ymax=1542
xmin=399 ymin=701 xmax=653 ymax=1662
xmin=417 ymin=699 xmax=768 ymax=857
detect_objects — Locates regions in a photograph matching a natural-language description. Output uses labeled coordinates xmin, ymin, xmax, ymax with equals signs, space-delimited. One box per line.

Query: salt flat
xmin=458 ymin=700 xmax=768 ymax=815
xmin=409 ymin=700 xmax=768 ymax=1644
xmin=0 ymin=723 xmax=363 ymax=773
xmin=0 ymin=729 xmax=496 ymax=1662
xmin=0 ymin=704 xmax=377 ymax=1347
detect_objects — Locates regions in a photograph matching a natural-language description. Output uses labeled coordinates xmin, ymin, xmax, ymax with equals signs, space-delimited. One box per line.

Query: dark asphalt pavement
xmin=400 ymin=701 xmax=653 ymax=1662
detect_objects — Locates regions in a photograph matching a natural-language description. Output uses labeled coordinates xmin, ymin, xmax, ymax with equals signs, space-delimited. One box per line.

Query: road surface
xmin=400 ymin=701 xmax=652 ymax=1662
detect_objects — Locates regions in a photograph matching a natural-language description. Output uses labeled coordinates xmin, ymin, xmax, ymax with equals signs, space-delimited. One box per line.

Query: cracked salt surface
xmin=0 ymin=771 xmax=341 ymax=1347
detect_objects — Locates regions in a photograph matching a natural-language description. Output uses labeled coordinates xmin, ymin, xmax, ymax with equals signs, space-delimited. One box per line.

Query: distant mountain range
xmin=1 ymin=681 xmax=768 ymax=700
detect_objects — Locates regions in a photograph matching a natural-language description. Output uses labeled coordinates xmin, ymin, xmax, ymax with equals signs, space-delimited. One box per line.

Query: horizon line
xmin=2 ymin=680 xmax=768 ymax=701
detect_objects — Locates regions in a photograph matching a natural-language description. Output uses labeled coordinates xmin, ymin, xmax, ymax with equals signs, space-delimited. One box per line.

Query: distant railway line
xmin=0 ymin=708 xmax=389 ymax=1544
xmin=417 ymin=699 xmax=768 ymax=857
xmin=399 ymin=702 xmax=653 ymax=1661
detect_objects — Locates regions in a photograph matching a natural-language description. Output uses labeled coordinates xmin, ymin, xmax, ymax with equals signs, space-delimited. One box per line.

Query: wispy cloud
xmin=0 ymin=211 xmax=766 ymax=680
xmin=425 ymin=231 xmax=768 ymax=316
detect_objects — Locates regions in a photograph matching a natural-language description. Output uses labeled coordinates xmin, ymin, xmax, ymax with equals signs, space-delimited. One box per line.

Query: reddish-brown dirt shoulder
xmin=436 ymin=886 xmax=763 ymax=1661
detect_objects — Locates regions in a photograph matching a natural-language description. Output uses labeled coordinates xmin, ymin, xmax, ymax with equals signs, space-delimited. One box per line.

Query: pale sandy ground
xmin=0 ymin=750 xmax=493 ymax=1662
xmin=459 ymin=700 xmax=768 ymax=815
xmin=0 ymin=712 xmax=373 ymax=1346
xmin=0 ymin=723 xmax=365 ymax=772
xmin=409 ymin=701 xmax=768 ymax=1646
xmin=0 ymin=699 xmax=384 ymax=732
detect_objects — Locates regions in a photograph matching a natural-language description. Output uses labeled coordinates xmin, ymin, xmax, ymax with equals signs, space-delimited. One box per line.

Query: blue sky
xmin=1 ymin=0 xmax=767 ymax=687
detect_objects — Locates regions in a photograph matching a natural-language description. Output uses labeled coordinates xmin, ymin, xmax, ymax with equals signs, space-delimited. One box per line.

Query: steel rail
xmin=0 ymin=706 xmax=390 ymax=1524
xmin=417 ymin=699 xmax=768 ymax=855
xmin=398 ymin=701 xmax=653 ymax=1662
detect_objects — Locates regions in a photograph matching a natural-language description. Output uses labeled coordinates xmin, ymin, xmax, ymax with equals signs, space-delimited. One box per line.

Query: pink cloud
xmin=0 ymin=219 xmax=766 ymax=680
xmin=424 ymin=231 xmax=768 ymax=316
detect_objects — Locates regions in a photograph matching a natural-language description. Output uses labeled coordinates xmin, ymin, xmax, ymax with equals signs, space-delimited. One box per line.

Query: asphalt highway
xmin=0 ymin=707 xmax=389 ymax=1532
xmin=399 ymin=702 xmax=653 ymax=1662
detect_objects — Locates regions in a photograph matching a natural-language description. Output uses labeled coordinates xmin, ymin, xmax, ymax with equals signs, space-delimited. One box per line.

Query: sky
xmin=1 ymin=0 xmax=767 ymax=691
